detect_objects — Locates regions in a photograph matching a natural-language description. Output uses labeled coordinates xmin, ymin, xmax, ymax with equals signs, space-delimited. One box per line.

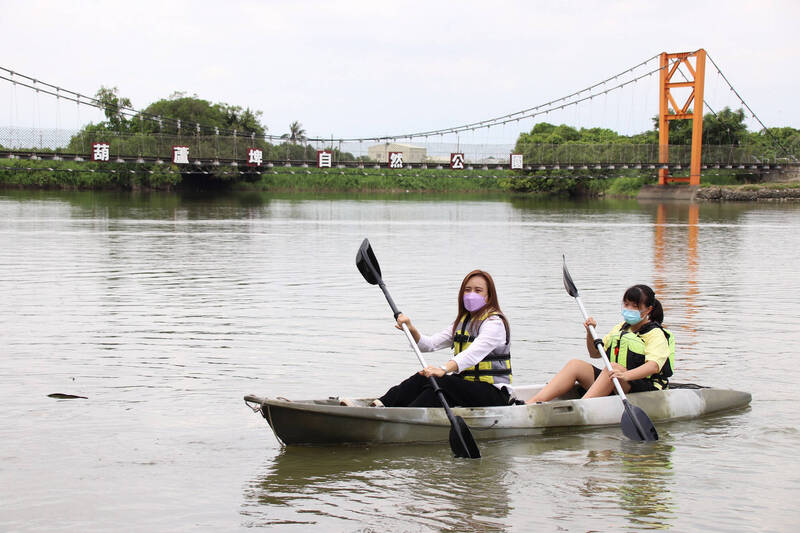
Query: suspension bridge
xmin=0 ymin=49 xmax=796 ymax=183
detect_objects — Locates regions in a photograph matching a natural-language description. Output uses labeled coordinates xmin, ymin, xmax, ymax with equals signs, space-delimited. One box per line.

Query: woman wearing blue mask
xmin=527 ymin=284 xmax=674 ymax=404
xmin=343 ymin=270 xmax=513 ymax=408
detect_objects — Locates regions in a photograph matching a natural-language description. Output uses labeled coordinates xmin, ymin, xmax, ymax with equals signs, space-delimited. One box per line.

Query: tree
xmin=651 ymin=111 xmax=693 ymax=145
xmin=67 ymin=89 xmax=271 ymax=160
xmin=702 ymin=107 xmax=748 ymax=145
xmin=281 ymin=121 xmax=307 ymax=144
xmin=139 ymin=93 xmax=267 ymax=136
xmin=95 ymin=86 xmax=133 ymax=131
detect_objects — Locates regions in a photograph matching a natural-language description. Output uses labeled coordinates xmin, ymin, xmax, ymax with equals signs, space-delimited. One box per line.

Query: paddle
xmin=561 ymin=255 xmax=659 ymax=442
xmin=356 ymin=238 xmax=481 ymax=459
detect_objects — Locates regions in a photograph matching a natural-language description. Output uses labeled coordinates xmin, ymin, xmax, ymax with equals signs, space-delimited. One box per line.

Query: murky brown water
xmin=1 ymin=189 xmax=798 ymax=531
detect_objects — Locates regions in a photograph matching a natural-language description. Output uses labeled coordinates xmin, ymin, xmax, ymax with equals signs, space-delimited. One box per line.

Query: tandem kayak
xmin=244 ymin=383 xmax=751 ymax=446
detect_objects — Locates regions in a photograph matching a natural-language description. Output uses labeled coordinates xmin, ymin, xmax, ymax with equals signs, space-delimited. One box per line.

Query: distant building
xmin=368 ymin=143 xmax=427 ymax=163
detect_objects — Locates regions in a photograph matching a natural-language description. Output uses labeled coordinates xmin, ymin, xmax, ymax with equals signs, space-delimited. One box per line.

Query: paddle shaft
xmin=377 ymin=281 xmax=431 ymax=368
xmin=574 ymin=293 xmax=659 ymax=441
xmin=561 ymin=255 xmax=656 ymax=441
xmin=573 ymin=295 xmax=628 ymax=399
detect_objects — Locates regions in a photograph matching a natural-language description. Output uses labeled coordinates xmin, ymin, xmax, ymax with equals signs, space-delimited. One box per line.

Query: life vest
xmin=605 ymin=321 xmax=675 ymax=390
xmin=452 ymin=311 xmax=512 ymax=385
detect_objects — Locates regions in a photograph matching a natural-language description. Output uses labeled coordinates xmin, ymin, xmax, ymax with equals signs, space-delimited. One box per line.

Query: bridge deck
xmin=2 ymin=150 xmax=793 ymax=173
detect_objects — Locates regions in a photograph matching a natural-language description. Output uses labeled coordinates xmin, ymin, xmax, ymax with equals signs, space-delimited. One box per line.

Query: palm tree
xmin=281 ymin=121 xmax=307 ymax=144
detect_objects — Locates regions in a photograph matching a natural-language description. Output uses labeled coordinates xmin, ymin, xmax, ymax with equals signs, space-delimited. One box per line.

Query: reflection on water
xmin=243 ymin=445 xmax=514 ymax=531
xmin=1 ymin=189 xmax=798 ymax=531
xmin=652 ymin=202 xmax=701 ymax=340
xmin=582 ymin=442 xmax=675 ymax=530
xmin=243 ymin=431 xmax=681 ymax=531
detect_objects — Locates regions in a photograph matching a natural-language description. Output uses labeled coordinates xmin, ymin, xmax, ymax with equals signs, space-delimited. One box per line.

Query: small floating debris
xmin=47 ymin=393 xmax=88 ymax=399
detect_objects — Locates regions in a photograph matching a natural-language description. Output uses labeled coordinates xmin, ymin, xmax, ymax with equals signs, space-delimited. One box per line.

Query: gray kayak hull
xmin=244 ymin=385 xmax=751 ymax=446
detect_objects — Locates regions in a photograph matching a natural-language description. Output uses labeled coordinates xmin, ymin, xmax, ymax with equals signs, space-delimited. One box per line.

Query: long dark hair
xmin=623 ymin=284 xmax=664 ymax=324
xmin=451 ymin=270 xmax=509 ymax=337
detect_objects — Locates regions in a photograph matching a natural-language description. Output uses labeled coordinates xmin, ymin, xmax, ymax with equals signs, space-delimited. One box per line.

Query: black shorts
xmin=579 ymin=365 xmax=658 ymax=395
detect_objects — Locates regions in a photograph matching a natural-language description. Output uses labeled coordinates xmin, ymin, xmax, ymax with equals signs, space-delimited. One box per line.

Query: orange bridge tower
xmin=658 ymin=49 xmax=706 ymax=186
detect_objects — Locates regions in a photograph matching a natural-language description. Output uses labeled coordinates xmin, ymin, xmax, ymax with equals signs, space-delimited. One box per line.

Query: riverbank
xmin=253 ymin=167 xmax=508 ymax=192
xmin=4 ymin=158 xmax=800 ymax=199
xmin=696 ymin=182 xmax=800 ymax=201
xmin=0 ymin=161 xmax=647 ymax=195
xmin=638 ymin=181 xmax=800 ymax=202
xmin=0 ymin=159 xmax=182 ymax=189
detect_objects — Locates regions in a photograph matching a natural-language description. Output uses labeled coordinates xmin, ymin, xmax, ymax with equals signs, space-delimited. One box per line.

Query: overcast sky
xmin=1 ymin=0 xmax=798 ymax=145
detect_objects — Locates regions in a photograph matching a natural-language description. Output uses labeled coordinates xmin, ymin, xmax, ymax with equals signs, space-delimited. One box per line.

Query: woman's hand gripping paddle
xmin=356 ymin=238 xmax=481 ymax=458
xmin=562 ymin=256 xmax=659 ymax=442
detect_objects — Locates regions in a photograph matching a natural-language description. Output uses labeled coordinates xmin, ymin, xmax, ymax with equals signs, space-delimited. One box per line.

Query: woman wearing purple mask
xmin=360 ymin=270 xmax=513 ymax=408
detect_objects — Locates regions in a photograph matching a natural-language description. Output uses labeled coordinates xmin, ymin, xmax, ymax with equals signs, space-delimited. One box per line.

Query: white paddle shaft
xmin=574 ymin=295 xmax=629 ymax=400
xmin=401 ymin=323 xmax=429 ymax=369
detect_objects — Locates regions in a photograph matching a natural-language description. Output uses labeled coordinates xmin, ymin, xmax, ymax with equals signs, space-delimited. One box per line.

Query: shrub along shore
xmin=0 ymin=158 xmax=796 ymax=200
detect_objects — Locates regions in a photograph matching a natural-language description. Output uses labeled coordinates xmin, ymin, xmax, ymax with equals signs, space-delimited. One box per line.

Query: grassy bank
xmin=1 ymin=159 xmax=776 ymax=197
xmin=0 ymin=158 xmax=181 ymax=190
xmin=253 ymin=167 xmax=509 ymax=192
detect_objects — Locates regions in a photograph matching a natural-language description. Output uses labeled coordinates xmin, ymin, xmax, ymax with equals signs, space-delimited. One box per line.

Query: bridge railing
xmin=515 ymin=143 xmax=797 ymax=166
xmin=1 ymin=126 xmax=796 ymax=166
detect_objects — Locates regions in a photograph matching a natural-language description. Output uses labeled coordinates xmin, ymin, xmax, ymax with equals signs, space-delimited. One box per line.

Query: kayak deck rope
xmin=668 ymin=383 xmax=708 ymax=389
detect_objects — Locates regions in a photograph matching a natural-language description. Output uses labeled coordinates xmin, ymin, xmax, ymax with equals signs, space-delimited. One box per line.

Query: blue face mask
xmin=622 ymin=308 xmax=643 ymax=325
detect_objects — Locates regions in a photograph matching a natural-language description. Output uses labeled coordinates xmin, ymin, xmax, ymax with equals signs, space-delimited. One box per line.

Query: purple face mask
xmin=463 ymin=292 xmax=487 ymax=312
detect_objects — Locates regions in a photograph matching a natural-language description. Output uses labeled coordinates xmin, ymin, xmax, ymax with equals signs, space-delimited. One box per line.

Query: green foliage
xmin=651 ymin=111 xmax=694 ymax=145
xmin=76 ymin=88 xmax=267 ymax=139
xmin=516 ymin=111 xmax=800 ymax=167
xmin=604 ymin=176 xmax=650 ymax=195
xmin=140 ymin=93 xmax=266 ymax=136
xmin=280 ymin=121 xmax=307 ymax=144
xmin=0 ymin=159 xmax=181 ymax=190
xmin=696 ymin=171 xmax=749 ymax=186
xmin=65 ymin=91 xmax=369 ymax=164
xmin=764 ymin=181 xmax=800 ymax=189
xmin=497 ymin=170 xmax=654 ymax=198
xmin=255 ymin=168 xmax=509 ymax=192
xmin=744 ymin=126 xmax=800 ymax=161
xmin=516 ymin=123 xmax=626 ymax=150
xmin=95 ymin=86 xmax=132 ymax=131
xmin=703 ymin=107 xmax=748 ymax=145
xmin=499 ymin=173 xmax=579 ymax=195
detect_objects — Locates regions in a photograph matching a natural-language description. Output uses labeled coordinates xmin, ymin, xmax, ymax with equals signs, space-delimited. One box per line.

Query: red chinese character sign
xmin=450 ymin=153 xmax=465 ymax=169
xmin=247 ymin=148 xmax=263 ymax=167
xmin=92 ymin=142 xmax=110 ymax=162
xmin=510 ymin=154 xmax=523 ymax=170
xmin=388 ymin=152 xmax=404 ymax=169
xmin=172 ymin=146 xmax=189 ymax=164
xmin=317 ymin=150 xmax=332 ymax=168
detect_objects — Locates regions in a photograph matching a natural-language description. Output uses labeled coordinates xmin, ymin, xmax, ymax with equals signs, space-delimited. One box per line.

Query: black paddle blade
xmin=620 ymin=401 xmax=659 ymax=441
xmin=356 ymin=238 xmax=382 ymax=285
xmin=562 ymin=255 xmax=580 ymax=298
xmin=449 ymin=416 xmax=481 ymax=458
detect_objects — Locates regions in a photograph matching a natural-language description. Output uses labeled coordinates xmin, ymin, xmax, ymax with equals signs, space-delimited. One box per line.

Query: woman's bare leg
xmin=528 ymin=359 xmax=597 ymax=403
xmin=583 ymin=368 xmax=632 ymax=398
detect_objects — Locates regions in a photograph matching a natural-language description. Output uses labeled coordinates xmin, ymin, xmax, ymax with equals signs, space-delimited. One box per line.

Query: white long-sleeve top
xmin=416 ymin=315 xmax=509 ymax=386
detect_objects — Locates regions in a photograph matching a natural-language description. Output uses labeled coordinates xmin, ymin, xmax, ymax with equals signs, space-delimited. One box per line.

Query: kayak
xmin=244 ymin=383 xmax=751 ymax=446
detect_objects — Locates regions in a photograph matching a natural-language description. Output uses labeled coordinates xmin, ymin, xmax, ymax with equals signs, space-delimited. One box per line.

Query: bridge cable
xmin=1 ymin=55 xmax=667 ymax=144
xmin=373 ymin=53 xmax=663 ymax=139
xmin=331 ymin=62 xmax=670 ymax=142
xmin=0 ymin=68 xmax=256 ymax=138
xmin=705 ymin=53 xmax=791 ymax=157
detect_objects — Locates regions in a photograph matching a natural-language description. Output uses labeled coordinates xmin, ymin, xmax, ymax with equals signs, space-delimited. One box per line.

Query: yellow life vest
xmin=605 ymin=322 xmax=675 ymax=390
xmin=452 ymin=311 xmax=512 ymax=385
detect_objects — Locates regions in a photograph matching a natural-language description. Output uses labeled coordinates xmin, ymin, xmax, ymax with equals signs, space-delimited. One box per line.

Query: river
xmin=0 ymin=189 xmax=797 ymax=532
